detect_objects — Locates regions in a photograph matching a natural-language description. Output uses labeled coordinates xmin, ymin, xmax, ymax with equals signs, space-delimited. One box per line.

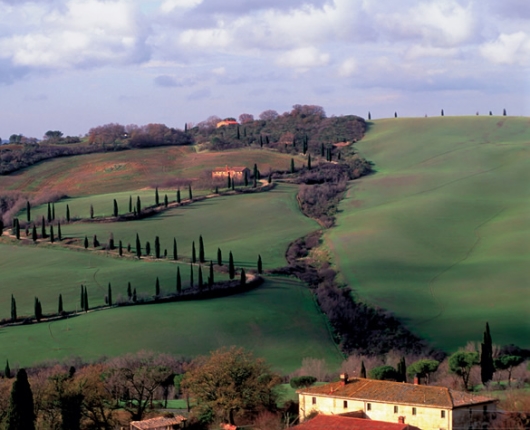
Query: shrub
xmin=289 ymin=376 xmax=317 ymax=389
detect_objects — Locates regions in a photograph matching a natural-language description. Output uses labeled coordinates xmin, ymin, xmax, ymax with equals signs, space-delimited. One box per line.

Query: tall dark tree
xmin=360 ymin=361 xmax=367 ymax=378
xmin=84 ymin=287 xmax=89 ymax=312
xmin=173 ymin=238 xmax=178 ymax=260
xmin=58 ymin=294 xmax=63 ymax=314
xmin=84 ymin=236 xmax=88 ymax=249
xmin=244 ymin=171 xmax=248 ymax=187
xmin=155 ymin=277 xmax=160 ymax=297
xmin=481 ymin=322 xmax=494 ymax=385
xmin=108 ymin=233 xmax=115 ymax=250
xmin=503 ymin=108 xmax=507 ymax=116
xmin=133 ymin=288 xmax=137 ymax=302
xmin=80 ymin=285 xmax=85 ymax=311
xmin=93 ymin=234 xmax=99 ymax=248
xmin=90 ymin=204 xmax=94 ymax=219
xmin=176 ymin=267 xmax=182 ymax=294
xmin=127 ymin=282 xmax=132 ymax=300
xmin=396 ymin=356 xmax=407 ymax=383
xmin=52 ymin=203 xmax=55 ymax=220
xmin=307 ymin=154 xmax=312 ymax=170
xmin=119 ymin=240 xmax=123 ymax=256
xmin=66 ymin=204 xmax=70 ymax=222
xmin=227 ymin=173 xmax=231 ymax=189
xmin=217 ymin=248 xmax=222 ymax=266
xmin=6 ymin=369 xmax=35 ymax=430
xmin=267 ymin=173 xmax=272 ymax=184
xmin=5 ymin=360 xmax=11 ymax=379
xmin=41 ymin=217 xmax=47 ymax=239
xmin=14 ymin=218 xmax=20 ymax=240
xmin=209 ymin=261 xmax=214 ymax=289
xmin=394 ymin=111 xmax=398 ymax=118
xmin=31 ymin=224 xmax=37 ymax=242
xmin=320 ymin=142 xmax=325 ymax=157
xmin=155 ymin=187 xmax=160 ymax=206
xmin=290 ymin=158 xmax=295 ymax=173
xmin=136 ymin=196 xmax=142 ymax=215
xmin=129 ymin=195 xmax=133 ymax=212
xmin=199 ymin=235 xmax=205 ymax=263
xmin=257 ymin=255 xmax=263 ymax=274
xmin=189 ymin=263 xmax=194 ymax=288
xmin=108 ymin=282 xmax=113 ymax=306
xmin=50 ymin=225 xmax=55 ymax=243
xmin=188 ymin=184 xmax=192 ymax=200
xmin=47 ymin=202 xmax=52 ymax=222
xmin=57 ymin=222 xmax=62 ymax=241
xmin=11 ymin=295 xmax=17 ymax=322
xmin=164 ymin=194 xmax=168 ymax=208
xmin=34 ymin=297 xmax=42 ymax=322
xmin=177 ymin=189 xmax=181 ymax=204
xmin=368 ymin=111 xmax=371 ymax=120
xmin=113 ymin=199 xmax=118 ymax=217
xmin=198 ymin=265 xmax=203 ymax=290
xmin=26 ymin=201 xmax=31 ymax=222
xmin=240 ymin=268 xmax=246 ymax=287
xmin=135 ymin=233 xmax=141 ymax=258
xmin=145 ymin=241 xmax=151 ymax=256
xmin=229 ymin=251 xmax=235 ymax=280
xmin=441 ymin=109 xmax=444 ymax=117
xmin=155 ymin=236 xmax=161 ymax=259
xmin=253 ymin=163 xmax=260 ymax=180
xmin=192 ymin=241 xmax=196 ymax=263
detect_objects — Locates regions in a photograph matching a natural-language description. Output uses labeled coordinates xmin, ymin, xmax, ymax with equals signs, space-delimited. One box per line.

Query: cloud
xmin=154 ymin=75 xmax=181 ymax=87
xmin=276 ymin=47 xmax=330 ymax=69
xmin=160 ymin=0 xmax=203 ymax=13
xmin=338 ymin=58 xmax=357 ymax=77
xmin=0 ymin=0 xmax=151 ymax=69
xmin=480 ymin=32 xmax=530 ymax=65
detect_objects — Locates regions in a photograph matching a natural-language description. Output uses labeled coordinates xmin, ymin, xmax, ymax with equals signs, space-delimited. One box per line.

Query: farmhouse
xmin=297 ymin=374 xmax=497 ymax=430
xmin=129 ymin=415 xmax=186 ymax=430
xmin=211 ymin=165 xmax=250 ymax=179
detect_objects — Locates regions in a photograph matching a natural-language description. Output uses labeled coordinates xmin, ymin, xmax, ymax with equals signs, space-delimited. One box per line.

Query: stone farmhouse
xmin=297 ymin=374 xmax=497 ymax=430
xmin=211 ymin=165 xmax=250 ymax=180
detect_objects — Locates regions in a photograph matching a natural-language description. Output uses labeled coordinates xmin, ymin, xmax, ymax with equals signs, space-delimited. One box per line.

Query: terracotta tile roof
xmin=130 ymin=415 xmax=186 ymax=429
xmin=292 ymin=415 xmax=411 ymax=430
xmin=298 ymin=379 xmax=496 ymax=409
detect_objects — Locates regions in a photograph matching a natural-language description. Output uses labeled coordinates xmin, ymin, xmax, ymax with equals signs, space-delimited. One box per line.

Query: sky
xmin=0 ymin=0 xmax=529 ymax=139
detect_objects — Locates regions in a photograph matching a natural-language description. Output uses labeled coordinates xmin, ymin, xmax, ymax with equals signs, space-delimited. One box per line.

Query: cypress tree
xmin=14 ymin=218 xmax=20 ymax=240
xmin=176 ymin=267 xmax=182 ymax=294
xmin=441 ymin=109 xmax=444 ymax=117
xmin=188 ymin=184 xmax=192 ymax=200
xmin=173 ymin=238 xmax=178 ymax=260
xmin=26 ymin=201 xmax=31 ymax=222
xmin=57 ymin=222 xmax=62 ymax=241
xmin=136 ymin=196 xmax=141 ymax=216
xmin=41 ymin=217 xmax=47 ymax=239
xmin=184 ymin=122 xmax=188 ymax=132
xmin=231 ymin=178 xmax=235 ymax=190
xmin=217 ymin=248 xmax=222 ymax=266
xmin=244 ymin=171 xmax=248 ymax=186
xmin=119 ymin=240 xmax=123 ymax=256
xmin=93 ymin=234 xmax=99 ymax=248
xmin=199 ymin=235 xmax=205 ymax=263
xmin=268 ymin=173 xmax=272 ymax=184
xmin=52 ymin=203 xmax=55 ymax=221
xmin=229 ymin=251 xmax=235 ymax=280
xmin=109 ymin=233 xmax=115 ymax=250
xmin=66 ymin=204 xmax=70 ymax=222
xmin=47 ymin=202 xmax=52 ymax=222
xmin=6 ymin=369 xmax=36 ymax=430
xmin=84 ymin=287 xmax=88 ymax=312
xmin=155 ymin=187 xmax=160 ymax=206
xmin=32 ymin=224 xmax=37 ymax=242
xmin=136 ymin=233 xmax=141 ymax=258
xmin=127 ymin=243 xmax=131 ymax=252
xmin=209 ymin=261 xmax=214 ymax=288
xmin=368 ymin=111 xmax=371 ymax=120
xmin=90 ymin=204 xmax=94 ymax=219
xmin=177 ymin=189 xmax=181 ymax=204
xmin=80 ymin=285 xmax=85 ymax=311
xmin=253 ymin=163 xmax=259 ymax=180
xmin=108 ymin=283 xmax=112 ymax=306
xmin=5 ymin=360 xmax=11 ymax=379
xmin=290 ymin=158 xmax=295 ymax=173
xmin=503 ymin=108 xmax=507 ymax=116
xmin=308 ymin=154 xmax=312 ymax=170
xmin=58 ymin=294 xmax=63 ymax=314
xmin=240 ymin=268 xmax=246 ymax=286
xmin=129 ymin=195 xmax=132 ymax=212
xmin=360 ymin=361 xmax=367 ymax=378
xmin=50 ymin=225 xmax=54 ymax=243
xmin=113 ymin=199 xmax=118 ymax=217
xmin=215 ymin=185 xmax=219 ymax=194
xmin=145 ymin=241 xmax=151 ymax=256
xmin=192 ymin=241 xmax=196 ymax=263
xmin=227 ymin=173 xmax=231 ymax=189
xmin=34 ymin=297 xmax=42 ymax=322
xmin=155 ymin=277 xmax=160 ymax=297
xmin=397 ymin=357 xmax=407 ymax=383
xmin=11 ymin=295 xmax=16 ymax=322
xmin=257 ymin=255 xmax=263 ymax=274
xmin=155 ymin=236 xmax=161 ymax=259
xmin=84 ymin=236 xmax=88 ymax=249
xmin=394 ymin=112 xmax=398 ymax=118
xmin=0 ymin=218 xmax=3 ymax=233
xmin=189 ymin=263 xmax=194 ymax=287
xmin=198 ymin=265 xmax=203 ymax=290
xmin=164 ymin=194 xmax=168 ymax=208
xmin=481 ymin=322 xmax=494 ymax=385
xmin=127 ymin=282 xmax=132 ymax=300
xmin=132 ymin=288 xmax=137 ymax=303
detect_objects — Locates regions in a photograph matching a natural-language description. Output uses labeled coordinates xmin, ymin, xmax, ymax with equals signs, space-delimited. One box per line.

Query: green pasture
xmin=0 ymin=277 xmax=343 ymax=374
xmin=50 ymin=184 xmax=318 ymax=270
xmin=0 ymin=243 xmax=227 ymax=318
xmin=326 ymin=116 xmax=530 ymax=351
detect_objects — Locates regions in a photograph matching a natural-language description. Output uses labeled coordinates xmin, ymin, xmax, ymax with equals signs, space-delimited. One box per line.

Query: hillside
xmin=326 ymin=116 xmax=530 ymax=351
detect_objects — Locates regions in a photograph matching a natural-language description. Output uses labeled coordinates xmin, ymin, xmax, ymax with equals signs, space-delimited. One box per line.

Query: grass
xmin=0 ymin=276 xmax=343 ymax=374
xmin=326 ymin=116 xmax=530 ymax=352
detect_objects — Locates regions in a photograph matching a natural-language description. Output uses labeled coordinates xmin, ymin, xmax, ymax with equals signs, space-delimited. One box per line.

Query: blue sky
xmin=0 ymin=0 xmax=529 ymax=139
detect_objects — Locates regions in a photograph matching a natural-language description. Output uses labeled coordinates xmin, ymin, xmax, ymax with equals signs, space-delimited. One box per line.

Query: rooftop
xmin=298 ymin=378 xmax=496 ymax=409
xmin=130 ymin=415 xmax=186 ymax=430
xmin=292 ymin=414 xmax=414 ymax=430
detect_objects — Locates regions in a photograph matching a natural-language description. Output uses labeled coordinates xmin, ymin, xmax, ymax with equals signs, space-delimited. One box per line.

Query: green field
xmin=0 ymin=276 xmax=343 ymax=373
xmin=326 ymin=117 xmax=530 ymax=351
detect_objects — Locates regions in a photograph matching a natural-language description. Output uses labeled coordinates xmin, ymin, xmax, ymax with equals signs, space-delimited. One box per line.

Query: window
xmin=312 ymin=397 xmax=316 ymax=405
xmin=367 ymin=403 xmax=371 ymax=411
xmin=394 ymin=406 xmax=398 ymax=413
xmin=441 ymin=410 xmax=446 ymax=418
xmin=343 ymin=401 xmax=348 ymax=409
xmin=412 ymin=407 xmax=417 ymax=415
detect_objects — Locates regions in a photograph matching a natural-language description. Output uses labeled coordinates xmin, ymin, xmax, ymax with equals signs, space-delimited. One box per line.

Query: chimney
xmin=413 ymin=374 xmax=420 ymax=385
xmin=398 ymin=416 xmax=405 ymax=424
xmin=340 ymin=373 xmax=348 ymax=386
